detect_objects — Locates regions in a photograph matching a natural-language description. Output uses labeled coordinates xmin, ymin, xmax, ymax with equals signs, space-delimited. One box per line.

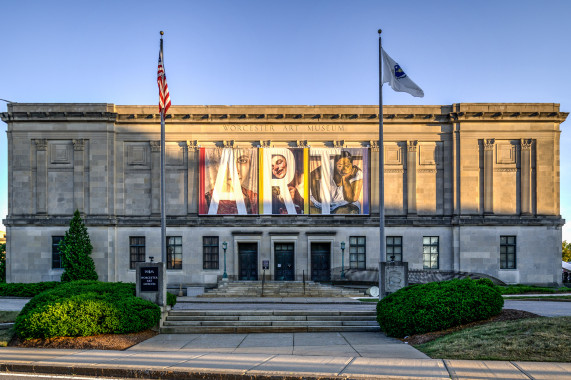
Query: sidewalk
xmin=2 ymin=297 xmax=571 ymax=379
xmin=1 ymin=345 xmax=570 ymax=379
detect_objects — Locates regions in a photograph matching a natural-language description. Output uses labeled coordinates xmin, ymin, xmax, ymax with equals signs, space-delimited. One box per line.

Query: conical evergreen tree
xmin=59 ymin=210 xmax=98 ymax=282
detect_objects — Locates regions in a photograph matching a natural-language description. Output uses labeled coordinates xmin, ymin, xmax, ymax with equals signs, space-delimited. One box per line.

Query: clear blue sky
xmin=1 ymin=0 xmax=570 ymax=241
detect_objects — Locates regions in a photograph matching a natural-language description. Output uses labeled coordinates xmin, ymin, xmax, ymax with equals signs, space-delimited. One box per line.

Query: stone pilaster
xmin=34 ymin=139 xmax=47 ymax=214
xmin=484 ymin=139 xmax=495 ymax=214
xmin=73 ymin=139 xmax=86 ymax=213
xmin=187 ymin=140 xmax=199 ymax=214
xmin=370 ymin=140 xmax=379 ymax=214
xmin=520 ymin=139 xmax=533 ymax=215
xmin=407 ymin=141 xmax=417 ymax=215
xmin=150 ymin=141 xmax=161 ymax=214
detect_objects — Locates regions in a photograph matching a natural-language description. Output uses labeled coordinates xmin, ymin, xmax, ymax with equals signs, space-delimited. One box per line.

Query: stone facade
xmin=1 ymin=103 xmax=567 ymax=286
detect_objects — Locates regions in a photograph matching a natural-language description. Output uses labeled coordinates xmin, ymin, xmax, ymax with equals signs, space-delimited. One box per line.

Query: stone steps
xmin=160 ymin=309 xmax=378 ymax=334
xmin=200 ymin=281 xmax=365 ymax=298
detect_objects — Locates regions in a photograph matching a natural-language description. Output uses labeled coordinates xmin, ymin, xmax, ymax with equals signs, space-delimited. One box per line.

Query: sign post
xmin=136 ymin=262 xmax=167 ymax=308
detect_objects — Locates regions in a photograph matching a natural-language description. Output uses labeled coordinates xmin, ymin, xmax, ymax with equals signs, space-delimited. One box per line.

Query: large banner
xmin=309 ymin=148 xmax=369 ymax=215
xmin=199 ymin=147 xmax=369 ymax=215
xmin=259 ymin=148 xmax=308 ymax=214
xmin=199 ymin=148 xmax=259 ymax=215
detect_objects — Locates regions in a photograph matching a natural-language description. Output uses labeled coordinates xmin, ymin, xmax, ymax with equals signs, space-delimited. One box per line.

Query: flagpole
xmin=160 ymin=32 xmax=167 ymax=265
xmin=378 ymin=29 xmax=386 ymax=299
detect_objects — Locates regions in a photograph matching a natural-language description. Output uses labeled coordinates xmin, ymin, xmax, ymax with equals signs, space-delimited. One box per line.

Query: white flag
xmin=381 ymin=48 xmax=424 ymax=98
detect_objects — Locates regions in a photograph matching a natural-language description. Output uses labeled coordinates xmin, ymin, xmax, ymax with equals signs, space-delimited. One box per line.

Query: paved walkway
xmin=1 ymin=346 xmax=570 ymax=379
xmin=2 ymin=296 xmax=571 ymax=378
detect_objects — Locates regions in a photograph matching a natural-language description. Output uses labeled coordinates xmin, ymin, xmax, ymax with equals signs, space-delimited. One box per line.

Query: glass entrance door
xmin=238 ymin=243 xmax=258 ymax=280
xmin=274 ymin=243 xmax=294 ymax=281
xmin=311 ymin=242 xmax=331 ymax=282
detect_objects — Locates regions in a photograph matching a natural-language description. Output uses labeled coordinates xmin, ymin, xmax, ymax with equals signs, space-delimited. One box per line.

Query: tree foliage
xmin=0 ymin=242 xmax=6 ymax=283
xmin=563 ymin=241 xmax=571 ymax=263
xmin=59 ymin=210 xmax=98 ymax=282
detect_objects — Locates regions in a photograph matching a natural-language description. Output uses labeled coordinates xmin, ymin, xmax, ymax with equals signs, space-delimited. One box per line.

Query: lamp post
xmin=222 ymin=241 xmax=228 ymax=279
xmin=340 ymin=241 xmax=346 ymax=279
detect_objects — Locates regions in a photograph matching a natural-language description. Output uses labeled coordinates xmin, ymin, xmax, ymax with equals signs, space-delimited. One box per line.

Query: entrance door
xmin=275 ymin=243 xmax=294 ymax=281
xmin=311 ymin=242 xmax=331 ymax=282
xmin=238 ymin=243 xmax=258 ymax=280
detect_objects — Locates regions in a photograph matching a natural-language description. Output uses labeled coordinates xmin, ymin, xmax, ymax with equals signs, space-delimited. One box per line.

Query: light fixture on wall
xmin=222 ymin=241 xmax=228 ymax=279
xmin=340 ymin=241 xmax=346 ymax=279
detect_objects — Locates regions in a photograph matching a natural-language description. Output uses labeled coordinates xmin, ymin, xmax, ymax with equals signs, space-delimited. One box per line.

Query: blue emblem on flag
xmin=394 ymin=65 xmax=407 ymax=79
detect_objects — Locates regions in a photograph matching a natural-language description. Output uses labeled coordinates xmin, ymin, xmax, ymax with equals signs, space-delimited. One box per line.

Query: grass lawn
xmin=357 ymin=298 xmax=379 ymax=302
xmin=416 ymin=316 xmax=571 ymax=362
xmin=497 ymin=285 xmax=571 ymax=294
xmin=506 ymin=295 xmax=571 ymax=301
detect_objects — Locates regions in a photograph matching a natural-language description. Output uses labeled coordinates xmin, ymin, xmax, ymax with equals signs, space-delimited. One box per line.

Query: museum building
xmin=1 ymin=102 xmax=567 ymax=286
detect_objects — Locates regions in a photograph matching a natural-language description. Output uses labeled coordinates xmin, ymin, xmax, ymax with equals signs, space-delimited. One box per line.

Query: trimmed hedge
xmin=376 ymin=278 xmax=504 ymax=338
xmin=15 ymin=281 xmax=160 ymax=339
xmin=0 ymin=282 xmax=62 ymax=297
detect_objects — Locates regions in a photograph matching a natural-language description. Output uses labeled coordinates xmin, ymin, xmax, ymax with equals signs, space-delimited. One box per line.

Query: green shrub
xmin=15 ymin=281 xmax=160 ymax=339
xmin=376 ymin=278 xmax=504 ymax=338
xmin=0 ymin=282 xmax=61 ymax=297
xmin=167 ymin=292 xmax=177 ymax=307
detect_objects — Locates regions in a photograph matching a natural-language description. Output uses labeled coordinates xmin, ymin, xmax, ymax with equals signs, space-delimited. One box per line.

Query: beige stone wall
xmin=1 ymin=103 xmax=567 ymax=285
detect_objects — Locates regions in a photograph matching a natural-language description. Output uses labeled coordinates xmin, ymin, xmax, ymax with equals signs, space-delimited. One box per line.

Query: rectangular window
xmin=167 ymin=236 xmax=182 ymax=270
xmin=129 ymin=236 xmax=145 ymax=270
xmin=386 ymin=236 xmax=402 ymax=262
xmin=52 ymin=236 xmax=64 ymax=269
xmin=203 ymin=236 xmax=219 ymax=270
xmin=500 ymin=236 xmax=516 ymax=269
xmin=423 ymin=236 xmax=439 ymax=269
xmin=349 ymin=236 xmax=366 ymax=269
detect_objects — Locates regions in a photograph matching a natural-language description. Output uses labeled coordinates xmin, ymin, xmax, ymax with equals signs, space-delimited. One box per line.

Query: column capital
xmin=73 ymin=139 xmax=85 ymax=151
xmin=484 ymin=139 xmax=495 ymax=151
xmin=186 ymin=140 xmax=199 ymax=152
xmin=407 ymin=140 xmax=418 ymax=152
xmin=333 ymin=140 xmax=344 ymax=148
xmin=296 ymin=140 xmax=307 ymax=148
xmin=34 ymin=139 xmax=47 ymax=151
xmin=150 ymin=141 xmax=161 ymax=152
xmin=223 ymin=140 xmax=234 ymax=148
xmin=259 ymin=140 xmax=271 ymax=148
xmin=521 ymin=139 xmax=533 ymax=150
xmin=369 ymin=140 xmax=379 ymax=152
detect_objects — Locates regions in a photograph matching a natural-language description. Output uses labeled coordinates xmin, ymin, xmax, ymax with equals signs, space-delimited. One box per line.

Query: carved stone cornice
xmin=34 ymin=139 xmax=47 ymax=151
xmin=72 ymin=139 xmax=85 ymax=151
xmin=521 ymin=139 xmax=533 ymax=150
xmin=407 ymin=141 xmax=418 ymax=152
xmin=484 ymin=139 xmax=495 ymax=151
xmin=150 ymin=141 xmax=161 ymax=152
xmin=369 ymin=140 xmax=379 ymax=152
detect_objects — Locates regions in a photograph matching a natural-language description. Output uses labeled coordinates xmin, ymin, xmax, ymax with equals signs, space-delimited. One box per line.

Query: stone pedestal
xmin=380 ymin=261 xmax=409 ymax=298
xmin=135 ymin=262 xmax=166 ymax=307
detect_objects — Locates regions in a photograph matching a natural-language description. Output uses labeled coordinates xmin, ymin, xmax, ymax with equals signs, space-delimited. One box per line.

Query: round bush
xmin=15 ymin=281 xmax=160 ymax=339
xmin=376 ymin=278 xmax=504 ymax=338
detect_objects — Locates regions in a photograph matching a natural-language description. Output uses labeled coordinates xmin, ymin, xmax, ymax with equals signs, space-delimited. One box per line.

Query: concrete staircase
xmin=199 ymin=281 xmax=366 ymax=298
xmin=160 ymin=309 xmax=379 ymax=334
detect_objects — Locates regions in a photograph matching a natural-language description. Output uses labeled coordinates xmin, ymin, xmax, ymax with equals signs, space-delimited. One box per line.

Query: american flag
xmin=157 ymin=38 xmax=171 ymax=114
